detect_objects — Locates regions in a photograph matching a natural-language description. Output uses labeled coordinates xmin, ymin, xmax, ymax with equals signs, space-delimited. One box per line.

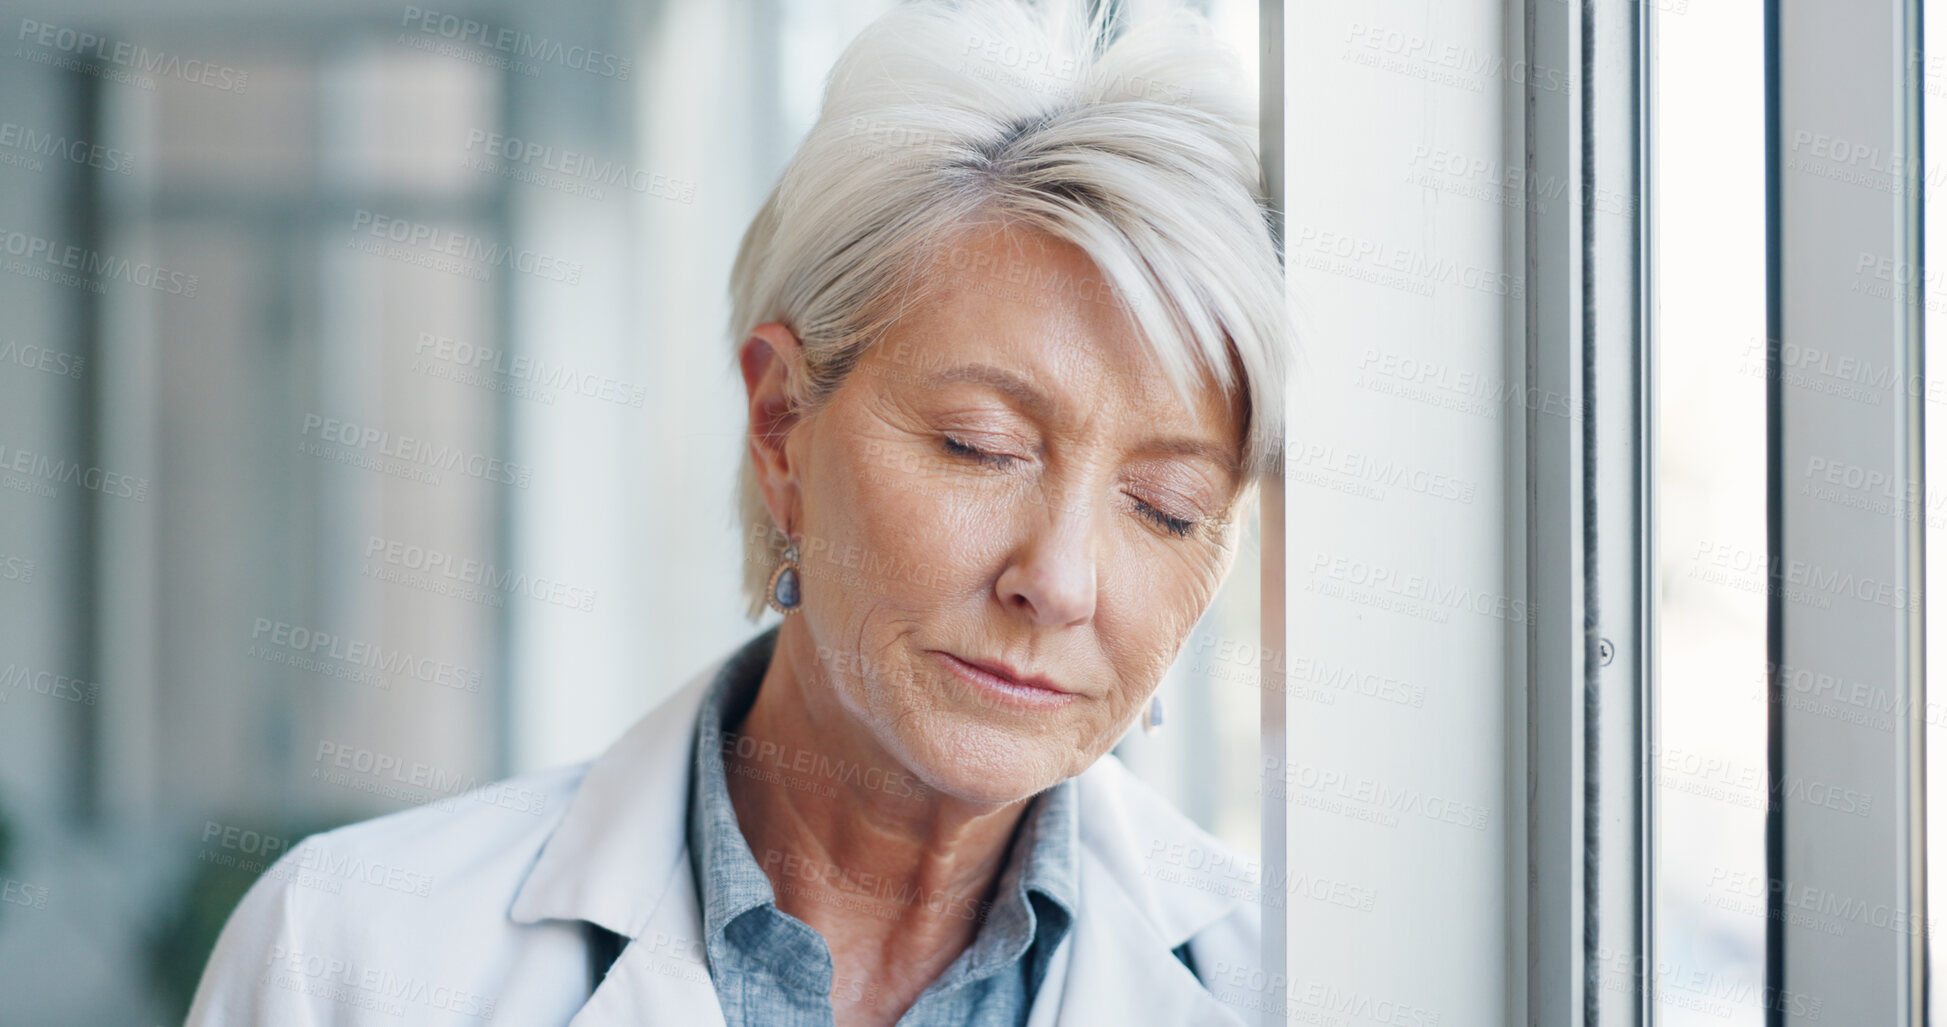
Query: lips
xmin=930 ymin=650 xmax=1078 ymax=709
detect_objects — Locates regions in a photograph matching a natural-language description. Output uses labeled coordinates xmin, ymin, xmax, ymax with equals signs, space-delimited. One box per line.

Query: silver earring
xmin=1140 ymin=693 xmax=1164 ymax=735
xmin=766 ymin=542 xmax=802 ymax=615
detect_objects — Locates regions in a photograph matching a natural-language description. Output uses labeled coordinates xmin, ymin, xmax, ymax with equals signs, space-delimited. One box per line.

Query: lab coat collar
xmin=508 ymin=658 xmax=717 ymax=937
xmin=510 ymin=643 xmax=1252 ymax=1023
xmin=567 ymin=844 xmax=1243 ymax=1027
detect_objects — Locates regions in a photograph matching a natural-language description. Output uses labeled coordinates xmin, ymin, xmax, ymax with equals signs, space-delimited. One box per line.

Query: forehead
xmin=874 ymin=224 xmax=1242 ymax=437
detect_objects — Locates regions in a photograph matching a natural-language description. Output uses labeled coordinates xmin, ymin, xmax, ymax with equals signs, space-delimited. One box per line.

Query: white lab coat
xmin=186 ymin=646 xmax=1263 ymax=1026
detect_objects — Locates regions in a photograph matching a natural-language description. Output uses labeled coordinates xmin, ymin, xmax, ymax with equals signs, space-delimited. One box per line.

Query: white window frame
xmin=1266 ymin=0 xmax=1657 ymax=1022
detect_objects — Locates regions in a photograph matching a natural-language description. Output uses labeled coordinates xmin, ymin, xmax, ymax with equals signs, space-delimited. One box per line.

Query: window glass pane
xmin=319 ymin=44 xmax=500 ymax=196
xmin=1653 ymin=4 xmax=1769 ymax=1024
xmin=150 ymin=53 xmax=314 ymax=192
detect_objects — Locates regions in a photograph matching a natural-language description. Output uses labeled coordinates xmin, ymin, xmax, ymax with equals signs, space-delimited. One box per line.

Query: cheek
xmin=1097 ymin=540 xmax=1230 ymax=689
xmin=826 ymin=441 xmax=1016 ymax=605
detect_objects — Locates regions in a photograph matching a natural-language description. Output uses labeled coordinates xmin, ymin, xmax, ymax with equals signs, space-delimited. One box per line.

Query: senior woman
xmin=188 ymin=1 xmax=1288 ymax=1025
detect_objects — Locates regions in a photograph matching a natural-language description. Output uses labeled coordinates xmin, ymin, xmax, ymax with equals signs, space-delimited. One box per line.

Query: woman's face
xmin=762 ymin=226 xmax=1247 ymax=805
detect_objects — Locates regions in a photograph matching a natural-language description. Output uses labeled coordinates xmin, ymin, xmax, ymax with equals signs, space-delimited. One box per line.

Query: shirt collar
xmin=687 ymin=627 xmax=787 ymax=939
xmin=957 ymin=774 xmax=1077 ymax=987
xmin=1017 ymin=774 xmax=1079 ymax=918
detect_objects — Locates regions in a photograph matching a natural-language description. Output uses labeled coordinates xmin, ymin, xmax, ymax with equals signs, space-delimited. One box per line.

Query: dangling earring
xmin=1140 ymin=693 xmax=1164 ymax=735
xmin=766 ymin=541 xmax=803 ymax=615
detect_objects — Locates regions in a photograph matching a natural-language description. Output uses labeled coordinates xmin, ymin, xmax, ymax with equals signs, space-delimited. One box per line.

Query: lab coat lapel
xmin=511 ymin=657 xmax=731 ymax=1025
xmin=567 ymin=849 xmax=728 ymax=1027
xmin=1027 ymin=756 xmax=1255 ymax=1026
xmin=510 ymin=660 xmax=719 ymax=936
xmin=1037 ymin=848 xmax=1247 ymax=1027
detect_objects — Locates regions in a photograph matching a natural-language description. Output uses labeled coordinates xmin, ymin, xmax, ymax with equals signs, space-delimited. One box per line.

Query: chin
xmin=889 ymin=710 xmax=1082 ymax=806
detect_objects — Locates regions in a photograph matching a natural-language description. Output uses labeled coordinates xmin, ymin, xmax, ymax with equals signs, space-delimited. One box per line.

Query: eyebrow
xmin=1138 ymin=436 xmax=1243 ymax=478
xmin=924 ymin=363 xmax=1056 ymax=420
xmin=920 ymin=362 xmax=1242 ymax=477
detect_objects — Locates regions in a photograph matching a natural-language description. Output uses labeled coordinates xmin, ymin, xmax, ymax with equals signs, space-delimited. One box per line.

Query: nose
xmin=995 ymin=492 xmax=1098 ymax=627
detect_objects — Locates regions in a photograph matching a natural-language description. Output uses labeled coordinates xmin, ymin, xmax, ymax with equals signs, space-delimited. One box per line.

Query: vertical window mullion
xmin=1769 ymin=0 xmax=1927 ymax=1022
xmin=1585 ymin=0 xmax=1655 ymax=1021
xmin=1527 ymin=0 xmax=1655 ymax=1020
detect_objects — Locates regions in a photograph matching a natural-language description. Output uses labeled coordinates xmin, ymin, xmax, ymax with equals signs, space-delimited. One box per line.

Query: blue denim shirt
xmin=686 ymin=629 xmax=1078 ymax=1026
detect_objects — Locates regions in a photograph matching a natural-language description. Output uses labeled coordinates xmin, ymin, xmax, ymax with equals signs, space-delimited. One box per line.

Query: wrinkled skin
xmin=731 ymin=222 xmax=1247 ymax=1026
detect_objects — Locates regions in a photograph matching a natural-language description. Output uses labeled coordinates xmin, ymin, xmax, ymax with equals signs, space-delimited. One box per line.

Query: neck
xmin=724 ymin=618 xmax=1030 ymax=1011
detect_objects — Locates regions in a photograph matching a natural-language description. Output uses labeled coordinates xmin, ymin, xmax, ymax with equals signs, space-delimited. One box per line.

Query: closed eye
xmin=1134 ymin=499 xmax=1195 ymax=539
xmin=942 ymin=434 xmax=1016 ymax=470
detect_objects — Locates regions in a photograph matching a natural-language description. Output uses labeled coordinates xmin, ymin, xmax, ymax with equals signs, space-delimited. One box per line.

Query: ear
xmin=739 ymin=322 xmax=807 ymax=537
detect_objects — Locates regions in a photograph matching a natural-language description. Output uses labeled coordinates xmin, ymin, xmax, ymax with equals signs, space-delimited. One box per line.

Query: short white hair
xmin=730 ymin=0 xmax=1290 ymax=618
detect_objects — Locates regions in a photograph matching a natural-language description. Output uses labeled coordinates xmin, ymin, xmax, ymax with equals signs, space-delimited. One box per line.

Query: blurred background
xmin=0 ymin=0 xmax=1263 ymax=1021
